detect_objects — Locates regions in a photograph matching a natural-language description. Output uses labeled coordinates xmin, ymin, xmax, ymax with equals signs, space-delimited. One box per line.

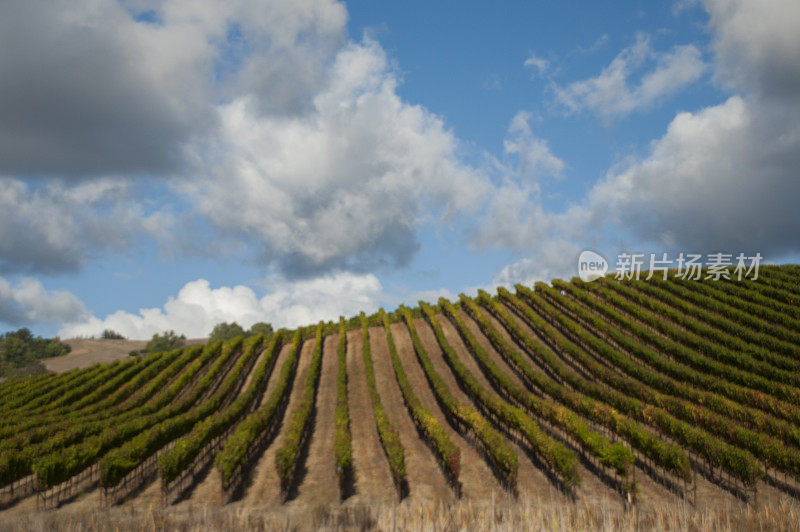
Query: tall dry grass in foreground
xmin=3 ymin=498 xmax=800 ymax=531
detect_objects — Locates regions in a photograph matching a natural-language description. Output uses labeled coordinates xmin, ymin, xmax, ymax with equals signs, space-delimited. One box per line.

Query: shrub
xmin=101 ymin=329 xmax=125 ymax=340
xmin=144 ymin=331 xmax=186 ymax=354
xmin=210 ymin=322 xmax=246 ymax=342
xmin=248 ymin=322 xmax=274 ymax=337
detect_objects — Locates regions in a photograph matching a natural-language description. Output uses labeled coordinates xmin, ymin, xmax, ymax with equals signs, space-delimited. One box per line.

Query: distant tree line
xmin=129 ymin=322 xmax=273 ymax=357
xmin=0 ymin=328 xmax=70 ymax=378
xmin=209 ymin=322 xmax=273 ymax=342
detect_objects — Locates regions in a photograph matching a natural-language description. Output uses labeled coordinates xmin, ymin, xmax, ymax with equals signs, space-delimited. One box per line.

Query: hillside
xmin=42 ymin=338 xmax=207 ymax=373
xmin=1 ymin=265 xmax=800 ymax=530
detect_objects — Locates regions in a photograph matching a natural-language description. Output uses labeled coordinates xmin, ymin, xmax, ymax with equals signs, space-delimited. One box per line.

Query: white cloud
xmin=705 ymin=0 xmax=800 ymax=100
xmin=0 ymin=0 xmax=352 ymax=179
xmin=0 ymin=0 xmax=493 ymax=277
xmin=504 ymin=111 xmax=565 ymax=181
xmin=493 ymin=241 xmax=582 ymax=287
xmin=490 ymin=0 xmax=800 ymax=286
xmin=4 ymin=0 xmax=798 ymax=314
xmin=523 ymin=53 xmax=550 ymax=76
xmin=185 ymin=38 xmax=489 ymax=275
xmin=471 ymin=111 xmax=569 ymax=253
xmin=0 ymin=178 xmax=172 ymax=274
xmin=206 ymin=0 xmax=348 ymax=115
xmin=577 ymin=0 xmax=800 ymax=255
xmin=58 ymin=272 xmax=389 ymax=339
xmin=0 ymin=0 xmax=216 ymax=178
xmin=554 ymin=33 xmax=706 ymax=120
xmin=0 ymin=277 xmax=89 ymax=326
xmin=586 ymin=92 xmax=800 ymax=254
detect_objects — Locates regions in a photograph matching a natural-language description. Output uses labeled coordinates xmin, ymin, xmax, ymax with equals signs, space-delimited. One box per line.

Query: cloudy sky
xmin=1 ymin=0 xmax=798 ymax=339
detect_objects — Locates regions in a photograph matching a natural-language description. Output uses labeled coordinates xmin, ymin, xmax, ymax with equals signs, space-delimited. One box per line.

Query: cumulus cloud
xmin=503 ymin=111 xmax=565 ymax=181
xmin=585 ymin=94 xmax=800 ymax=254
xmin=554 ymin=33 xmax=706 ymax=121
xmin=59 ymin=272 xmax=389 ymax=339
xmin=219 ymin=0 xmax=348 ymax=115
xmin=185 ymin=38 xmax=489 ymax=276
xmin=0 ymin=0 xmax=491 ymax=278
xmin=706 ymin=0 xmax=800 ymax=100
xmin=578 ymin=0 xmax=800 ymax=256
xmin=493 ymin=241 xmax=583 ymax=287
xmin=491 ymin=0 xmax=800 ymax=285
xmin=0 ymin=277 xmax=89 ymax=326
xmin=471 ymin=112 xmax=568 ymax=252
xmin=5 ymin=0 xmax=797 ymax=319
xmin=0 ymin=0 xmax=351 ymax=179
xmin=0 ymin=178 xmax=172 ymax=274
xmin=0 ymin=0 xmax=215 ymax=178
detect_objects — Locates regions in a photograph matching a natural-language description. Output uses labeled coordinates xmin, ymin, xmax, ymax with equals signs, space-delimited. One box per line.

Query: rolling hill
xmin=1 ymin=265 xmax=800 ymax=530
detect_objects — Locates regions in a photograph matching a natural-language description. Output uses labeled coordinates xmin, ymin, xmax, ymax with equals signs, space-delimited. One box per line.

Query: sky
xmin=1 ymin=0 xmax=799 ymax=339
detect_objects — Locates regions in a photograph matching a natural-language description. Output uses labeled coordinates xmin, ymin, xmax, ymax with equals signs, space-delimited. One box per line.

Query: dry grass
xmin=42 ymin=339 xmax=207 ymax=373
xmin=3 ymin=497 xmax=800 ymax=531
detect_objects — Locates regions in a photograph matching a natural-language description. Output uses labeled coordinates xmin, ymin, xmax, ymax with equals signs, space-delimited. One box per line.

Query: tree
xmin=0 ymin=328 xmax=69 ymax=377
xmin=248 ymin=322 xmax=274 ymax=337
xmin=209 ymin=322 xmax=245 ymax=342
xmin=101 ymin=329 xmax=125 ymax=340
xmin=0 ymin=335 xmax=28 ymax=362
xmin=143 ymin=331 xmax=186 ymax=354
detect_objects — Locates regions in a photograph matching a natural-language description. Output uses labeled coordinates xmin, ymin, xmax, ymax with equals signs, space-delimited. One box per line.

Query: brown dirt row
xmin=232 ymin=342 xmax=271 ymax=398
xmin=341 ymin=329 xmax=397 ymax=506
xmin=175 ymin=340 xmax=276 ymax=507
xmin=456 ymin=305 xmax=674 ymax=509
xmin=171 ymin=343 xmax=225 ymax=405
xmin=367 ymin=326 xmax=454 ymax=506
xmin=0 ymin=344 xmax=228 ymax=515
xmin=448 ymin=309 xmax=623 ymax=503
xmin=55 ymin=340 xmax=262 ymax=512
xmin=255 ymin=341 xmax=296 ymax=410
xmin=495 ymin=297 xmax=755 ymax=510
xmin=243 ymin=338 xmax=315 ymax=506
xmin=288 ymin=333 xmax=340 ymax=507
xmin=414 ymin=316 xmax=564 ymax=505
xmin=388 ymin=321 xmax=500 ymax=501
xmin=196 ymin=341 xmax=251 ymax=405
xmin=167 ymin=340 xmax=296 ymax=511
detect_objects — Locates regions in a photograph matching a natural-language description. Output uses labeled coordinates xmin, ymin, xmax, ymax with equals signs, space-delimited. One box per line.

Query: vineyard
xmin=2 ymin=265 xmax=800 ymax=529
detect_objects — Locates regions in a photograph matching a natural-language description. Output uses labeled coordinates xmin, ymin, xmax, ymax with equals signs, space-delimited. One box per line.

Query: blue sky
xmin=1 ymin=0 xmax=798 ymax=339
